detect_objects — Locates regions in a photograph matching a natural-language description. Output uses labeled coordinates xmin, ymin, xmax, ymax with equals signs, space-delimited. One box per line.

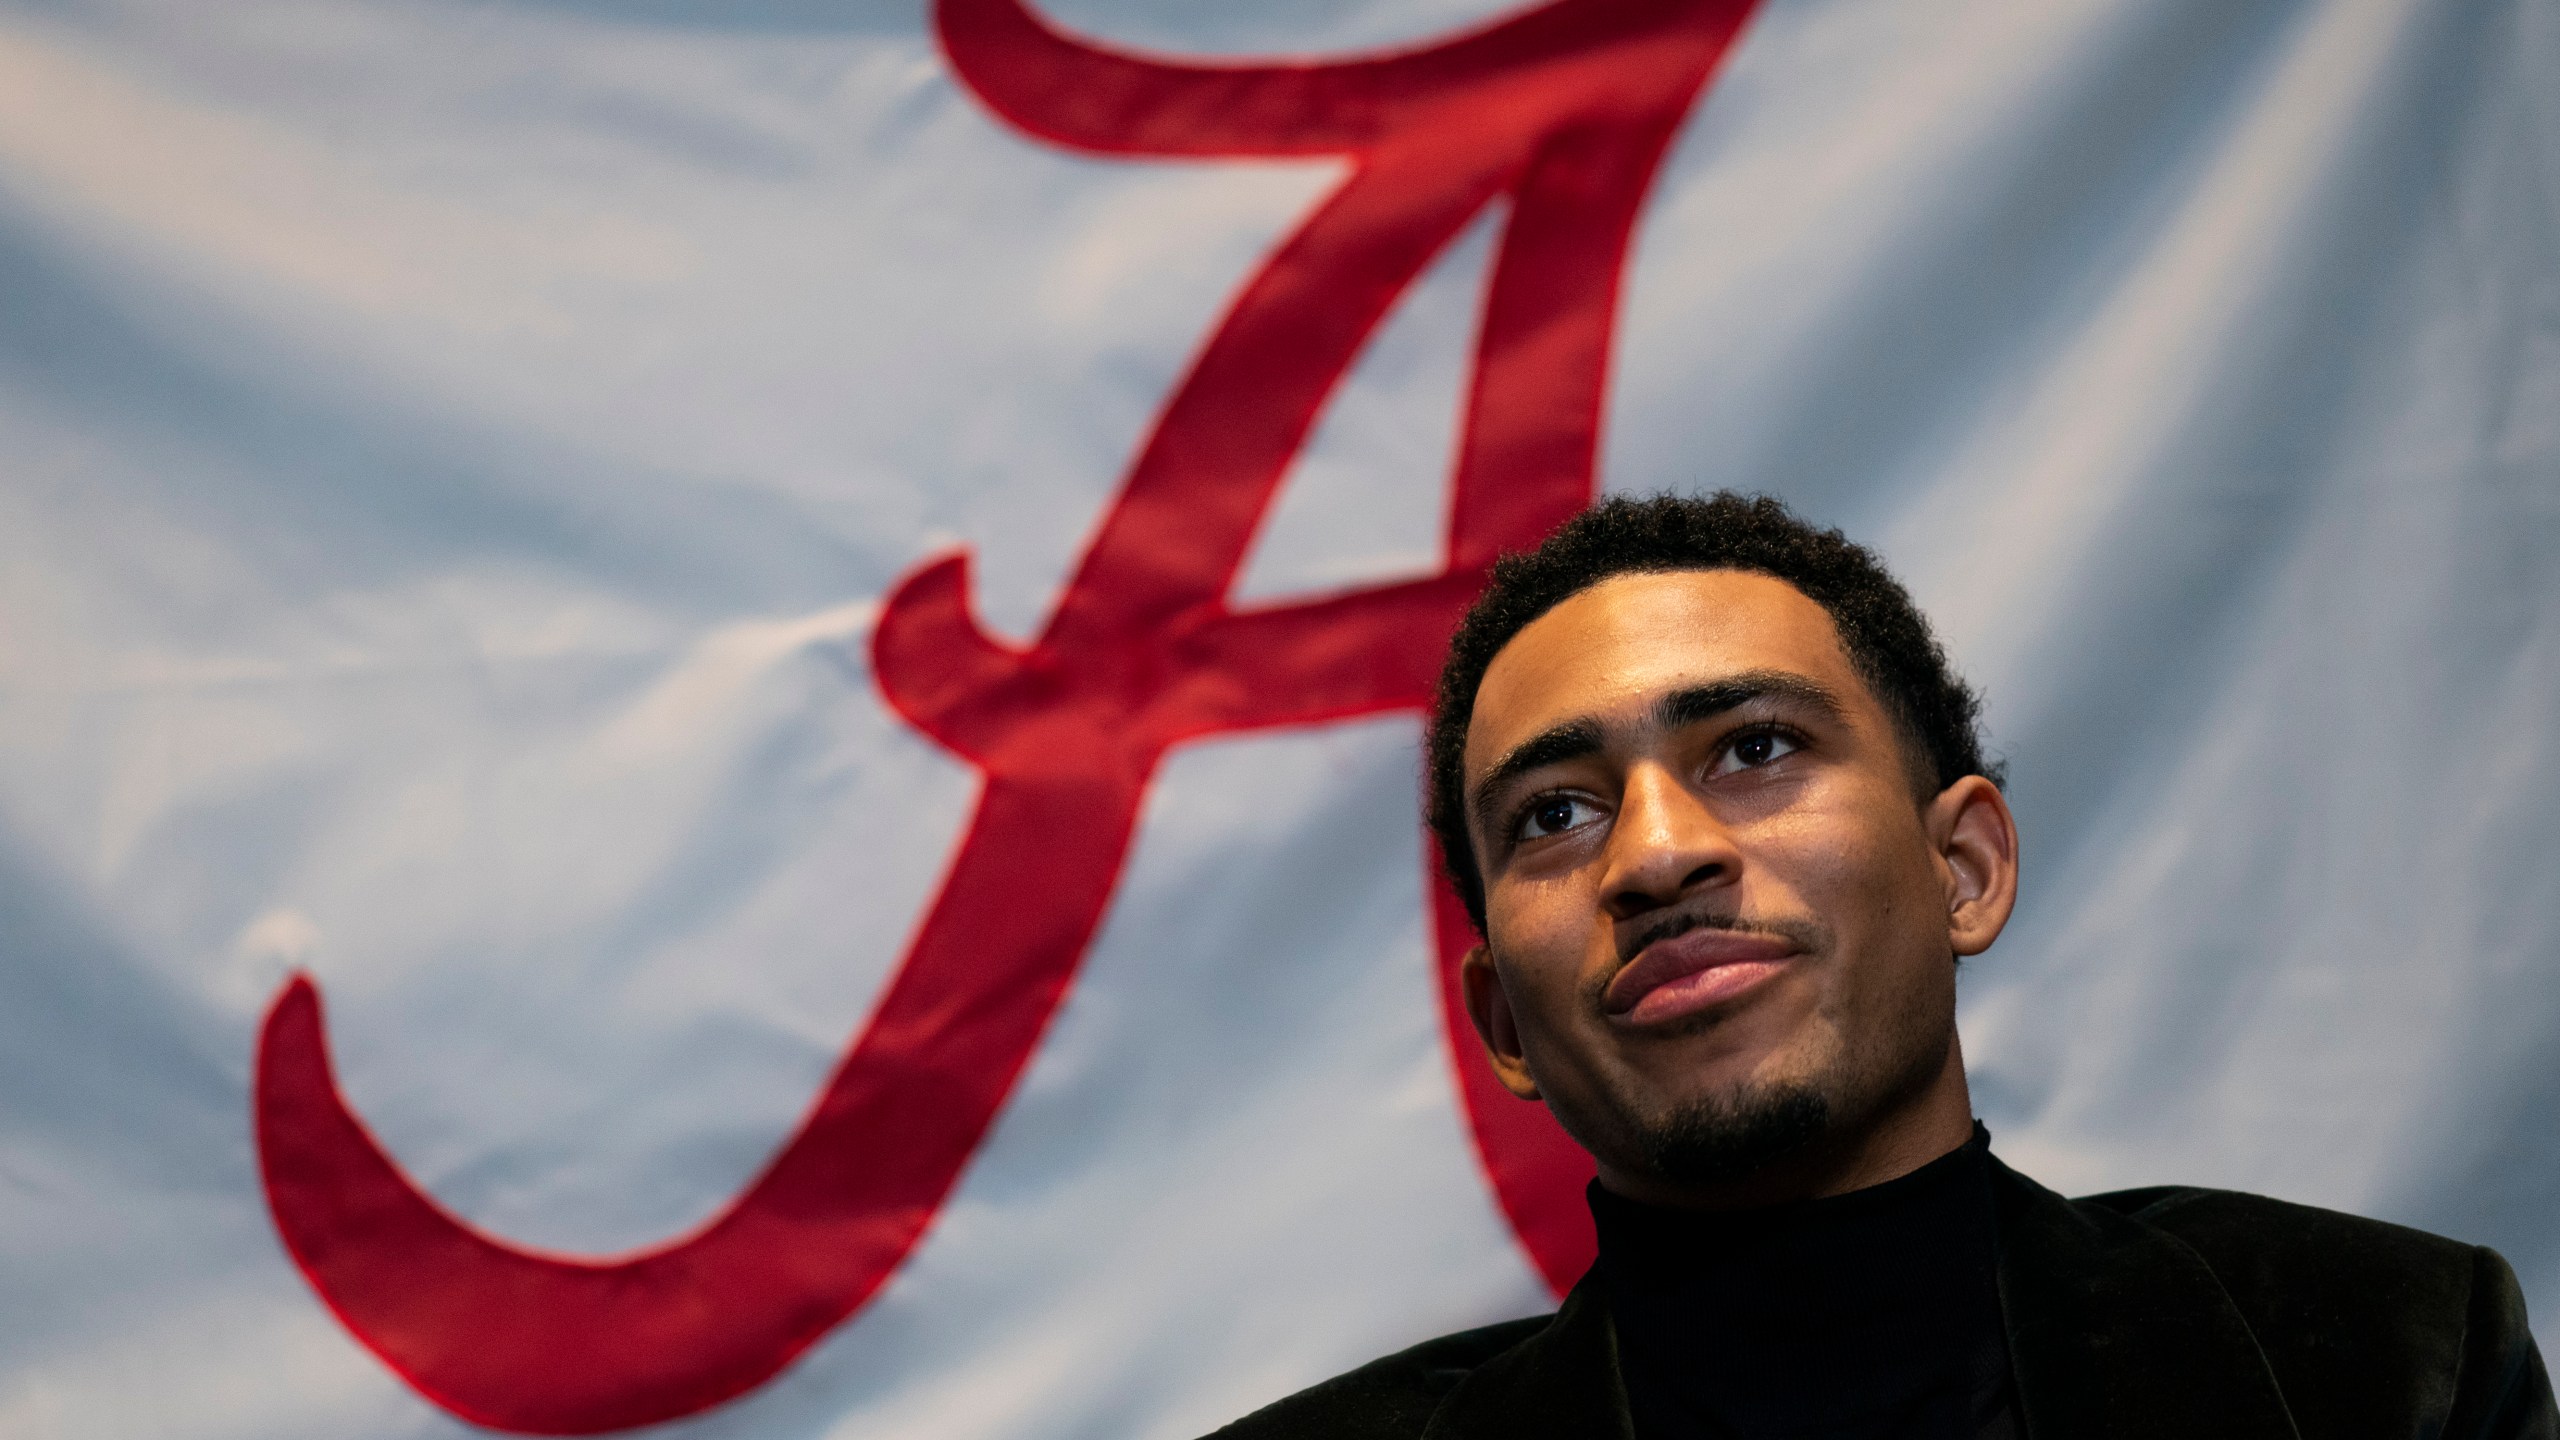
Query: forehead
xmin=1466 ymin=569 xmax=1869 ymax=769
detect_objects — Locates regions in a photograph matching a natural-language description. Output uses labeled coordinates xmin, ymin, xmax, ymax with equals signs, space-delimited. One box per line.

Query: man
xmin=1213 ymin=493 xmax=2555 ymax=1440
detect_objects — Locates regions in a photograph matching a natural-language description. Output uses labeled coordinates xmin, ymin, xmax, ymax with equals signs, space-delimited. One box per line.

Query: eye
xmin=1515 ymin=793 xmax=1601 ymax=841
xmin=1708 ymin=726 xmax=1802 ymax=777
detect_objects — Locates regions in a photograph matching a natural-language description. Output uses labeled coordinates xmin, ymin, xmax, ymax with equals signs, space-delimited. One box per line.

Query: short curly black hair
xmin=1427 ymin=491 xmax=2001 ymax=935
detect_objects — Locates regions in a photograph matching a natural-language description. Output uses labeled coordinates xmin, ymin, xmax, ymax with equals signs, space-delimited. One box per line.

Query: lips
xmin=1604 ymin=925 xmax=1798 ymax=1027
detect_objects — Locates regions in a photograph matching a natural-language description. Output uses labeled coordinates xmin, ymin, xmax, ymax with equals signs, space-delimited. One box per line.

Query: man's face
xmin=1458 ymin=569 xmax=2013 ymax=1200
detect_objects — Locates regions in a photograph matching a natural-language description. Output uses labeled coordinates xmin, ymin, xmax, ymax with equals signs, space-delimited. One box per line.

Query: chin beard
xmin=1635 ymin=1082 xmax=1832 ymax=1185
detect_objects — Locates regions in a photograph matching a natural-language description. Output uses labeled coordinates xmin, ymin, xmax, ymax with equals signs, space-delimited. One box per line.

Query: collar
xmin=1420 ymin=1153 xmax=2302 ymax=1440
xmin=1989 ymin=1156 xmax=2299 ymax=1440
xmin=1420 ymin=1270 xmax=1626 ymax=1440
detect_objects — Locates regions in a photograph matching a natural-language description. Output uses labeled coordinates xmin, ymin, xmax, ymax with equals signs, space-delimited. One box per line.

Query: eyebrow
xmin=1468 ymin=668 xmax=1849 ymax=826
xmin=1469 ymin=719 xmax=1605 ymax=826
xmin=1654 ymin=669 xmax=1849 ymax=732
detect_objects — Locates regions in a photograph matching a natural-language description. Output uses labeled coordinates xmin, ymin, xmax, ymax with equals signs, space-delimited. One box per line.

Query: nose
xmin=1599 ymin=761 xmax=1740 ymax=923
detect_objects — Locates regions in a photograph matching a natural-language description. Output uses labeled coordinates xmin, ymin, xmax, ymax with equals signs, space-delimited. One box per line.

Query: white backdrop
xmin=1 ymin=0 xmax=2556 ymax=1435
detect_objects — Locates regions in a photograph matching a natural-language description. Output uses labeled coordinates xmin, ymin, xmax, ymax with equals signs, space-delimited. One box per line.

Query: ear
xmin=1459 ymin=944 xmax=1542 ymax=1100
xmin=1925 ymin=775 xmax=2019 ymax=958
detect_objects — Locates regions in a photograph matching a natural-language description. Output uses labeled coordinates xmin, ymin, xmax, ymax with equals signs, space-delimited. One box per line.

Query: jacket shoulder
xmin=2079 ymin=1182 xmax=2479 ymax=1290
xmin=2079 ymin=1186 xmax=2552 ymax=1440
xmin=1204 ymin=1315 xmax=1554 ymax=1440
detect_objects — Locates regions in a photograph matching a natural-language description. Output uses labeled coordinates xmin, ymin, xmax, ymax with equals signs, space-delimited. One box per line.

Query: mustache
xmin=1615 ymin=908 xmax=1826 ymax=968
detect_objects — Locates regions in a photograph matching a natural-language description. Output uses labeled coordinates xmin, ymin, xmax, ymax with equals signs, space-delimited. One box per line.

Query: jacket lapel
xmin=1992 ymin=1157 xmax=2300 ymax=1440
xmin=1422 ymin=1275 xmax=1632 ymax=1440
xmin=1420 ymin=1158 xmax=2304 ymax=1440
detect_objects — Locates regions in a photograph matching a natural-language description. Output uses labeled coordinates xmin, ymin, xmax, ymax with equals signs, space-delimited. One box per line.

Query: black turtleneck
xmin=1589 ymin=1126 xmax=2019 ymax=1440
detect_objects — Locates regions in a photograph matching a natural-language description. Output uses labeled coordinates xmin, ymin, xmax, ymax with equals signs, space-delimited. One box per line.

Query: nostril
xmin=1604 ymin=886 xmax=1671 ymax=923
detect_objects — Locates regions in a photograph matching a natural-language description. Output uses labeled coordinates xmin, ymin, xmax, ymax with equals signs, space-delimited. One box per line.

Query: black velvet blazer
xmin=1209 ymin=1157 xmax=2556 ymax=1440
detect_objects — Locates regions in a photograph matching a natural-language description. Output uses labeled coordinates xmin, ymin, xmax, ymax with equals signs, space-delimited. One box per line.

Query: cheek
xmin=1753 ymin=804 xmax=1894 ymax=907
xmin=1486 ymin=880 xmax=1607 ymax=1022
xmin=1752 ymin=799 xmax=1943 ymax=972
xmin=1838 ymin=872 xmax=1953 ymax=1022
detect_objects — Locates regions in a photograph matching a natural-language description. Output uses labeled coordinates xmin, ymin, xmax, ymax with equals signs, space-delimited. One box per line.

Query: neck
xmin=1596 ymin=1033 xmax=1978 ymax=1210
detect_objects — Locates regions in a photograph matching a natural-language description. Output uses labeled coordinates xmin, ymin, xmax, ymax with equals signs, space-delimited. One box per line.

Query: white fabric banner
xmin=0 ymin=0 xmax=2554 ymax=1435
